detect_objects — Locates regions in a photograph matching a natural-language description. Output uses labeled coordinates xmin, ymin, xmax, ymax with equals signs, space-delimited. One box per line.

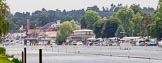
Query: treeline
xmin=7 ymin=4 xmax=155 ymax=32
xmin=81 ymin=3 xmax=162 ymax=40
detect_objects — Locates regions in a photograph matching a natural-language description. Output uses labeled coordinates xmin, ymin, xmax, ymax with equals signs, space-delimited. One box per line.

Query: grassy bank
xmin=0 ymin=47 xmax=21 ymax=63
xmin=0 ymin=54 xmax=13 ymax=63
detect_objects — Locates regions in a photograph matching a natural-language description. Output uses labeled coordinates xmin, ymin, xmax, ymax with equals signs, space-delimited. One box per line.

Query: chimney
xmin=27 ymin=19 xmax=30 ymax=30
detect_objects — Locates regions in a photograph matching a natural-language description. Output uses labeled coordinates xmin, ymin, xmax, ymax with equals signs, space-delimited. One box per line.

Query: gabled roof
xmin=27 ymin=29 xmax=42 ymax=35
xmin=44 ymin=31 xmax=57 ymax=37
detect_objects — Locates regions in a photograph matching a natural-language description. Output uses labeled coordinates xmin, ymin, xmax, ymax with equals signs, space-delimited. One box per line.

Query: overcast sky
xmin=6 ymin=0 xmax=158 ymax=13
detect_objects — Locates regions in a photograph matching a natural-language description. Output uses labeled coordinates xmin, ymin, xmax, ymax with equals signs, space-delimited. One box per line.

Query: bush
xmin=11 ymin=58 xmax=21 ymax=63
xmin=0 ymin=47 xmax=6 ymax=55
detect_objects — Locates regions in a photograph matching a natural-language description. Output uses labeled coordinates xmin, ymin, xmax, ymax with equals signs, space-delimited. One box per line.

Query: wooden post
xmin=22 ymin=51 xmax=24 ymax=63
xmin=24 ymin=48 xmax=26 ymax=63
xmin=39 ymin=49 xmax=42 ymax=63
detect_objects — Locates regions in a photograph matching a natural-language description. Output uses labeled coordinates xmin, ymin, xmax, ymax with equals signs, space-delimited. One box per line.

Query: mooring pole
xmin=24 ymin=48 xmax=26 ymax=63
xmin=39 ymin=49 xmax=42 ymax=63
xmin=22 ymin=51 xmax=24 ymax=63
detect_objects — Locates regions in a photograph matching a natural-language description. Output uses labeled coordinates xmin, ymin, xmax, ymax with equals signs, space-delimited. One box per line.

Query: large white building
xmin=70 ymin=29 xmax=95 ymax=41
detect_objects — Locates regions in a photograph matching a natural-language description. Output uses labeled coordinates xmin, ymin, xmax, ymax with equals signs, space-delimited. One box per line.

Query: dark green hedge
xmin=12 ymin=58 xmax=21 ymax=63
xmin=0 ymin=47 xmax=6 ymax=55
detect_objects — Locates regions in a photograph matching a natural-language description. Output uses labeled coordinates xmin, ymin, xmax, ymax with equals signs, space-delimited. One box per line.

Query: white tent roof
xmin=73 ymin=29 xmax=93 ymax=32
xmin=87 ymin=38 xmax=96 ymax=40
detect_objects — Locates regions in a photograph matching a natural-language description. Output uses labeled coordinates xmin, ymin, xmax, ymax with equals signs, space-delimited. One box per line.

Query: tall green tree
xmin=113 ymin=7 xmax=134 ymax=36
xmin=55 ymin=20 xmax=80 ymax=45
xmin=150 ymin=19 xmax=162 ymax=40
xmin=81 ymin=10 xmax=101 ymax=30
xmin=132 ymin=13 xmax=143 ymax=36
xmin=130 ymin=4 xmax=145 ymax=36
xmin=150 ymin=0 xmax=162 ymax=40
xmin=56 ymin=21 xmax=73 ymax=45
xmin=0 ymin=0 xmax=10 ymax=42
xmin=140 ymin=13 xmax=153 ymax=36
xmin=102 ymin=17 xmax=120 ymax=38
xmin=93 ymin=19 xmax=106 ymax=38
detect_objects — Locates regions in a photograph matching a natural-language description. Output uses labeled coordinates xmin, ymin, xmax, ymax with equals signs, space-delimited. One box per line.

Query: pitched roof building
xmin=70 ymin=29 xmax=95 ymax=41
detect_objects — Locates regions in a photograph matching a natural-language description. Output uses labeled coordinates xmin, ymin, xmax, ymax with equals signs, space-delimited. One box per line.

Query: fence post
xmin=39 ymin=49 xmax=42 ymax=63
xmin=22 ymin=51 xmax=24 ymax=63
xmin=24 ymin=48 xmax=26 ymax=63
